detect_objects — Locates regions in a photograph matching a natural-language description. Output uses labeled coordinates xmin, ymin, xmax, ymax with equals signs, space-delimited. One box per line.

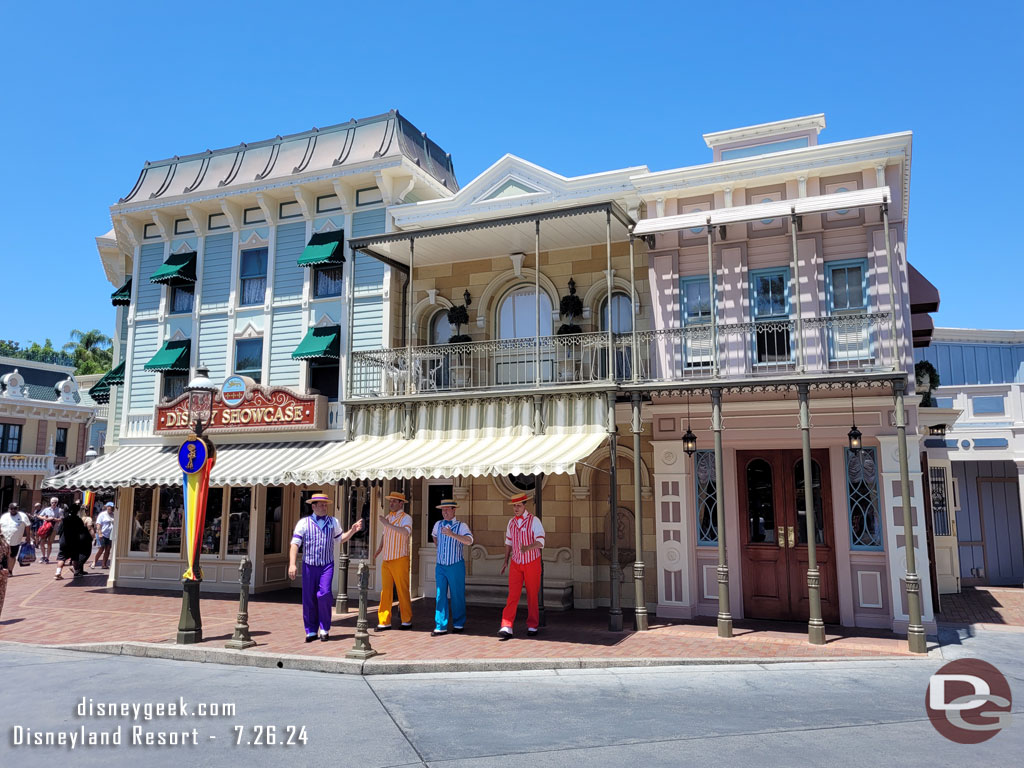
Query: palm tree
xmin=63 ymin=329 xmax=113 ymax=375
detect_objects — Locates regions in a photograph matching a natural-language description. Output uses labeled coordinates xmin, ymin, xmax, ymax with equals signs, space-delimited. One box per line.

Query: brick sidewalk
xmin=1 ymin=565 xmax=925 ymax=660
xmin=936 ymin=585 xmax=1024 ymax=628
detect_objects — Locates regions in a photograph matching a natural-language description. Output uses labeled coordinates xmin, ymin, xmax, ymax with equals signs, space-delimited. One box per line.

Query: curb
xmin=9 ymin=641 xmax=936 ymax=675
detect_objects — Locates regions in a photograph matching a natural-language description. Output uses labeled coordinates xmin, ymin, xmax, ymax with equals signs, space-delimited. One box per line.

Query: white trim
xmin=703 ymin=114 xmax=826 ymax=148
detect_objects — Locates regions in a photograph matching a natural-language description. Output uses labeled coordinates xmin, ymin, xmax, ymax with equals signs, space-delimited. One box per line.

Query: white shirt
xmin=0 ymin=511 xmax=30 ymax=544
xmin=96 ymin=510 xmax=115 ymax=538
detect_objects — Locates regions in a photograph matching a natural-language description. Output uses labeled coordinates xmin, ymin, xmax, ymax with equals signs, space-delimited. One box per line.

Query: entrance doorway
xmin=738 ymin=449 xmax=839 ymax=623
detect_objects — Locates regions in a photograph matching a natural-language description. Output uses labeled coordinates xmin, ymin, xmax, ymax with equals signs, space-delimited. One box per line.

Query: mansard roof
xmin=117 ymin=110 xmax=457 ymax=206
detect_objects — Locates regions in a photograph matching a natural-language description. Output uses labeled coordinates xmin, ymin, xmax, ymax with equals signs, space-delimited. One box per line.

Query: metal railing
xmin=347 ymin=313 xmax=894 ymax=398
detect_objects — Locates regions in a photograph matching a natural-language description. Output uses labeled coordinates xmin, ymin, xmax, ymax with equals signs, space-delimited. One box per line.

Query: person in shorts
xmin=93 ymin=502 xmax=115 ymax=569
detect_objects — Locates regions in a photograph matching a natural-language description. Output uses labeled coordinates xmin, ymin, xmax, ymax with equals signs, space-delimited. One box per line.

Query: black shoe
xmin=431 ymin=630 xmax=448 ymax=637
xmin=320 ymin=633 xmax=329 ymax=642
xmin=305 ymin=634 xmax=317 ymax=643
xmin=399 ymin=623 xmax=412 ymax=631
xmin=527 ymin=629 xmax=539 ymax=637
xmin=498 ymin=629 xmax=513 ymax=641
xmin=451 ymin=627 xmax=465 ymax=634
xmin=375 ymin=625 xmax=391 ymax=632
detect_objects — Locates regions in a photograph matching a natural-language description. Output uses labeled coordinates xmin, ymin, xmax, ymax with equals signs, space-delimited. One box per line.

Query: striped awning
xmin=41 ymin=441 xmax=334 ymax=490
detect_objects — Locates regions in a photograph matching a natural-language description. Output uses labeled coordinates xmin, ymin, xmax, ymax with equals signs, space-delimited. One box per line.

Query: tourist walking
xmin=38 ymin=497 xmax=61 ymax=563
xmin=93 ymin=502 xmax=115 ymax=568
xmin=0 ymin=503 xmax=29 ymax=573
xmin=431 ymin=499 xmax=473 ymax=636
xmin=374 ymin=491 xmax=413 ymax=631
xmin=498 ymin=492 xmax=545 ymax=640
xmin=53 ymin=503 xmax=91 ymax=579
xmin=287 ymin=492 xmax=363 ymax=642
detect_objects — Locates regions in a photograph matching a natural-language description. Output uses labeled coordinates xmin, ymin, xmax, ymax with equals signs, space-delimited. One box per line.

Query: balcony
xmin=347 ymin=312 xmax=896 ymax=399
xmin=0 ymin=453 xmax=56 ymax=476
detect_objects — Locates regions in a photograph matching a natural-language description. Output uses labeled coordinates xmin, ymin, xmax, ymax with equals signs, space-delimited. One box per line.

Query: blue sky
xmin=1 ymin=1 xmax=1021 ymax=349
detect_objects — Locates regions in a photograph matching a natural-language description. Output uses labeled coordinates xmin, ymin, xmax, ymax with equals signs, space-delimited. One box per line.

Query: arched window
xmin=599 ymin=292 xmax=633 ymax=379
xmin=429 ymin=309 xmax=452 ymax=345
xmin=498 ymin=286 xmax=553 ymax=339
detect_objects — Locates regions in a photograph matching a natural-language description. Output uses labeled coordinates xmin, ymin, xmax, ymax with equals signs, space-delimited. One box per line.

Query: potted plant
xmin=556 ymin=279 xmax=585 ymax=381
xmin=446 ymin=304 xmax=473 ymax=387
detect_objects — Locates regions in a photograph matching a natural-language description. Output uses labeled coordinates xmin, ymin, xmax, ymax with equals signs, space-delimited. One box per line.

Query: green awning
xmin=150 ymin=251 xmax=197 ymax=284
xmin=297 ymin=230 xmax=345 ymax=267
xmin=111 ymin=278 xmax=132 ymax=306
xmin=292 ymin=326 xmax=341 ymax=360
xmin=143 ymin=339 xmax=191 ymax=371
xmin=87 ymin=361 xmax=126 ymax=404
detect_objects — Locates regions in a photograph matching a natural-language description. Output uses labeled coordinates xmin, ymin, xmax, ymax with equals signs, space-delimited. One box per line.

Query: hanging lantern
xmin=683 ymin=390 xmax=697 ymax=456
xmin=847 ymin=388 xmax=862 ymax=454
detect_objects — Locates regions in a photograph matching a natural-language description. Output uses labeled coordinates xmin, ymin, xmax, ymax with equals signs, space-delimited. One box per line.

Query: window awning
xmin=143 ymin=339 xmax=190 ymax=371
xmin=150 ymin=251 xmax=197 ymax=284
xmin=297 ymin=230 xmax=345 ymax=267
xmin=41 ymin=441 xmax=332 ymax=490
xmin=87 ymin=361 xmax=126 ymax=404
xmin=908 ymin=262 xmax=940 ymax=314
xmin=292 ymin=325 xmax=341 ymax=360
xmin=632 ymin=186 xmax=891 ymax=236
xmin=111 ymin=278 xmax=132 ymax=306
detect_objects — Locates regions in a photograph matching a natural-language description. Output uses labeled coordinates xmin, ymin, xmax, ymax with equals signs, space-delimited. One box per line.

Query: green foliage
xmin=0 ymin=339 xmax=21 ymax=357
xmin=557 ymin=286 xmax=584 ymax=335
xmin=914 ymin=360 xmax=940 ymax=407
xmin=446 ymin=305 xmax=471 ymax=343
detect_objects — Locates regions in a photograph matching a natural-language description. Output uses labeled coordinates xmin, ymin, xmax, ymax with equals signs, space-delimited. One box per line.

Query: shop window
xmin=695 ymin=450 xmax=717 ymax=545
xmin=746 ymin=458 xmax=776 ymax=544
xmin=846 ymin=447 xmax=883 ymax=550
xmin=130 ymin=488 xmax=153 ymax=553
xmin=156 ymin=486 xmax=184 ymax=554
xmin=344 ymin=483 xmax=371 ymax=561
xmin=308 ymin=361 xmax=339 ymax=400
xmin=203 ymin=488 xmax=224 ymax=556
xmin=54 ymin=427 xmax=68 ymax=457
xmin=0 ymin=423 xmax=22 ymax=454
xmin=313 ymin=264 xmax=343 ymax=298
xmin=239 ymin=248 xmax=268 ymax=306
xmin=227 ymin=487 xmax=252 ymax=555
xmin=170 ymin=284 xmax=194 ymax=314
xmin=263 ymin=487 xmax=284 ymax=555
xmin=235 ymin=338 xmax=263 ymax=383
xmin=425 ymin=483 xmax=454 ymax=546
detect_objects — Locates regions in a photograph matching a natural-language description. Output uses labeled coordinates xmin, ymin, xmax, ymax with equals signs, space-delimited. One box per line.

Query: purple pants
xmin=302 ymin=561 xmax=335 ymax=635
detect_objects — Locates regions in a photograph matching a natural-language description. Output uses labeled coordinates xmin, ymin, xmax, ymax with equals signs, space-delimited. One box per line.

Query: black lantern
xmin=463 ymin=289 xmax=472 ymax=307
xmin=848 ymin=388 xmax=862 ymax=454
xmin=683 ymin=390 xmax=697 ymax=457
xmin=185 ymin=365 xmax=217 ymax=436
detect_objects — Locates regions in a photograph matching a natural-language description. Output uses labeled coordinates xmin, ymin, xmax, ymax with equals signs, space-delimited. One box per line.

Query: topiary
xmin=557 ymin=279 xmax=584 ymax=335
xmin=914 ymin=360 xmax=940 ymax=407
xmin=446 ymin=304 xmax=471 ymax=343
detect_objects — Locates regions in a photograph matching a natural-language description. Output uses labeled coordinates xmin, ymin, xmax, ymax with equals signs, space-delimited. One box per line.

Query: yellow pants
xmin=378 ymin=556 xmax=412 ymax=625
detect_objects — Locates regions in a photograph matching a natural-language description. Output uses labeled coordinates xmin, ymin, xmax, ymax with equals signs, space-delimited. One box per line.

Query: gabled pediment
xmin=479 ymin=175 xmax=547 ymax=202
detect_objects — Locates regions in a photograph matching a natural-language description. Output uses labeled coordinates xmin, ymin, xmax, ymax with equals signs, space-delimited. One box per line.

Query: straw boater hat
xmin=508 ymin=492 xmax=531 ymax=505
xmin=305 ymin=492 xmax=330 ymax=504
xmin=436 ymin=499 xmax=458 ymax=509
xmin=385 ymin=491 xmax=407 ymax=503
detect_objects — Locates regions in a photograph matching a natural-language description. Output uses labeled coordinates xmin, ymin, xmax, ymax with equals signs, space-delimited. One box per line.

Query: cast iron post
xmin=712 ymin=387 xmax=732 ymax=638
xmin=608 ymin=392 xmax=623 ymax=632
xmin=631 ymin=392 xmax=648 ymax=631
xmin=798 ymin=384 xmax=826 ymax=645
xmin=225 ymin=557 xmax=256 ymax=649
xmin=894 ymin=379 xmax=928 ymax=653
xmin=346 ymin=562 xmax=377 ymax=660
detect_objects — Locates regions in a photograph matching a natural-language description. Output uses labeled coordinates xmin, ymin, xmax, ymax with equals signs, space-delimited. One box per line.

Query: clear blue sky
xmin=2 ymin=1 xmax=1020 ymax=349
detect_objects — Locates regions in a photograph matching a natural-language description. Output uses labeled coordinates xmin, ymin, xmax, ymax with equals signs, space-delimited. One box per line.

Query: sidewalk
xmin=0 ymin=564 xmax=949 ymax=671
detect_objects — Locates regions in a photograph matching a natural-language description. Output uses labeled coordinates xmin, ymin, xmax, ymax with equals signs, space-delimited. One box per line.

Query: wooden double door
xmin=738 ymin=449 xmax=840 ymax=624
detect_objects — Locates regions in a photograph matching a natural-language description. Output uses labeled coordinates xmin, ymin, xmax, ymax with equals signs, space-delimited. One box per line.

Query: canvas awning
xmin=111 ymin=278 xmax=132 ymax=306
xmin=143 ymin=339 xmax=191 ymax=371
xmin=292 ymin=326 xmax=341 ymax=360
xmin=41 ymin=441 xmax=334 ymax=490
xmin=633 ymin=186 xmax=891 ymax=236
xmin=297 ymin=230 xmax=345 ymax=267
xmin=87 ymin=361 xmax=126 ymax=404
xmin=150 ymin=251 xmax=197 ymax=284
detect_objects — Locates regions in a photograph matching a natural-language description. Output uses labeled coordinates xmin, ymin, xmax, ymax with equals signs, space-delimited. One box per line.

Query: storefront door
xmin=738 ymin=449 xmax=839 ymax=623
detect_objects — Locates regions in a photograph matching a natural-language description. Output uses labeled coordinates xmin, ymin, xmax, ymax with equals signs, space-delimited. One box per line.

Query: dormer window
xmin=703 ymin=114 xmax=825 ymax=163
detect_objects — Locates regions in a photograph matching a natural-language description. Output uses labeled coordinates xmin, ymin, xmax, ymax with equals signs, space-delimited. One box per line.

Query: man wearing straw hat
xmin=430 ymin=499 xmax=473 ymax=636
xmin=374 ymin=491 xmax=413 ymax=630
xmin=498 ymin=492 xmax=545 ymax=640
xmin=288 ymin=492 xmax=363 ymax=642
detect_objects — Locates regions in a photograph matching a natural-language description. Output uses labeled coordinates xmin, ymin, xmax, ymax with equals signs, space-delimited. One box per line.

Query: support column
xmin=630 ymin=392 xmax=648 ymax=631
xmin=335 ymin=480 xmax=351 ymax=614
xmin=406 ymin=238 xmax=415 ymax=395
xmin=790 ymin=214 xmax=806 ymax=371
xmin=536 ymin=471 xmax=546 ymax=627
xmin=606 ymin=210 xmax=614 ymax=382
xmin=798 ymin=384 xmax=825 ymax=645
xmin=629 ymin=234 xmax=639 ymax=383
xmin=535 ymin=220 xmax=541 ymax=386
xmin=881 ymin=203 xmax=899 ymax=367
xmin=608 ymin=391 xmax=622 ymax=631
xmin=711 ymin=387 xmax=732 ymax=637
xmin=706 ymin=221 xmax=719 ymax=377
xmin=894 ymin=378 xmax=928 ymax=653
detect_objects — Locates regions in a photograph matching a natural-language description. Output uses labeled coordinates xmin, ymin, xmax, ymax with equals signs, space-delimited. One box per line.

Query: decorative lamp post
xmin=176 ymin=365 xmax=218 ymax=645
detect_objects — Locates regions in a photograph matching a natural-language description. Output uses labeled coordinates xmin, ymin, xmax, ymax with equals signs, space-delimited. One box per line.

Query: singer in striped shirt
xmin=498 ymin=492 xmax=545 ymax=639
xmin=430 ymin=499 xmax=474 ymax=636
xmin=288 ymin=492 xmax=363 ymax=642
xmin=374 ymin=491 xmax=414 ymax=630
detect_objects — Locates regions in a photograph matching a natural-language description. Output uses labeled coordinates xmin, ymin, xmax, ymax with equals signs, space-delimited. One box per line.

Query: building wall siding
xmin=351 ymin=208 xmax=386 ymax=239
xmin=129 ymin=322 xmax=160 ymax=412
xmin=198 ymin=315 xmax=230 ymax=383
xmin=274 ymin=222 xmax=306 ymax=305
xmin=352 ymin=297 xmax=384 ymax=350
xmin=354 ymin=253 xmax=386 ymax=295
xmin=952 ymin=460 xmax=1024 ymax=585
xmin=916 ymin=341 xmax=1024 ymax=386
xmin=135 ymin=244 xmax=165 ymax=316
xmin=201 ymin=233 xmax=233 ymax=310
xmin=269 ymin=308 xmax=303 ymax=387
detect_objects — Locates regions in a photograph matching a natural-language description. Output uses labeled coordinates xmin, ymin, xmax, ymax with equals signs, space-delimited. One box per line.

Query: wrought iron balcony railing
xmin=347 ymin=312 xmax=895 ymax=399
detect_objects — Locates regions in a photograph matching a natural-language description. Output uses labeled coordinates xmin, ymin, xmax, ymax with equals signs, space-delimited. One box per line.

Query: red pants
xmin=501 ymin=558 xmax=541 ymax=631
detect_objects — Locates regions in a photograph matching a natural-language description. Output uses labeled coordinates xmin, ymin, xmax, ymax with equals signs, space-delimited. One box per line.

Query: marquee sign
xmin=155 ymin=385 xmax=327 ymax=434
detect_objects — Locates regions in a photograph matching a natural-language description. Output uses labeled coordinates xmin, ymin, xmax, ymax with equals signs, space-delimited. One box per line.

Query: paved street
xmin=1 ymin=624 xmax=1021 ymax=767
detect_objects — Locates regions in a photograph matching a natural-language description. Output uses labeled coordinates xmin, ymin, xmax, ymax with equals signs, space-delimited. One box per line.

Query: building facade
xmin=0 ymin=357 xmax=96 ymax=509
xmin=917 ymin=329 xmax=1024 ymax=590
